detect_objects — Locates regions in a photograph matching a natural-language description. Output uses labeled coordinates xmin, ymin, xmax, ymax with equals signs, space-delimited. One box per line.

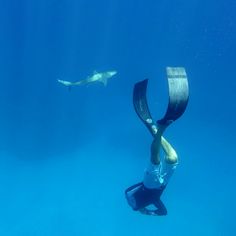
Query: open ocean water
xmin=0 ymin=0 xmax=235 ymax=235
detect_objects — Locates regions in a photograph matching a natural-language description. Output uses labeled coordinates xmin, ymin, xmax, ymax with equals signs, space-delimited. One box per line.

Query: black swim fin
xmin=158 ymin=67 xmax=189 ymax=125
xmin=133 ymin=79 xmax=157 ymax=135
xmin=133 ymin=67 xmax=189 ymax=135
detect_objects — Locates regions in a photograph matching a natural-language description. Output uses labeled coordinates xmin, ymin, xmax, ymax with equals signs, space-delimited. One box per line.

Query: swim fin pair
xmin=133 ymin=67 xmax=189 ymax=136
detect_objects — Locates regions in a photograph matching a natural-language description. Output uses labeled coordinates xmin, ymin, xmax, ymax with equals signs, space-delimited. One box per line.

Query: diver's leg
xmin=144 ymin=125 xmax=177 ymax=189
xmin=157 ymin=137 xmax=178 ymax=186
xmin=161 ymin=137 xmax=178 ymax=164
xmin=150 ymin=125 xmax=166 ymax=165
xmin=150 ymin=137 xmax=161 ymax=165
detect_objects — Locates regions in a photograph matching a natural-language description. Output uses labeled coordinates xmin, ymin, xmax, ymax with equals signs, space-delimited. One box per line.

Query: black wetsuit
xmin=125 ymin=182 xmax=167 ymax=216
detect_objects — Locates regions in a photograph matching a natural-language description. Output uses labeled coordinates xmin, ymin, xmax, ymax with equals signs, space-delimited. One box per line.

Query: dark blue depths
xmin=0 ymin=0 xmax=235 ymax=235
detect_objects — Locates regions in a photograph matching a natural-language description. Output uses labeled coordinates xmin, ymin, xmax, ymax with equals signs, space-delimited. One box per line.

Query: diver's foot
xmin=145 ymin=118 xmax=158 ymax=135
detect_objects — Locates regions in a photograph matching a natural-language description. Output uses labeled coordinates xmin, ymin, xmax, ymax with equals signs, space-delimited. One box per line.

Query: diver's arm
xmin=139 ymin=200 xmax=167 ymax=216
xmin=154 ymin=199 xmax=167 ymax=215
xmin=139 ymin=208 xmax=159 ymax=216
xmin=139 ymin=208 xmax=151 ymax=215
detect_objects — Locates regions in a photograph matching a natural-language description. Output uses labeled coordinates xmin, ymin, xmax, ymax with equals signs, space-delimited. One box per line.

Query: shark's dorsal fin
xmin=93 ymin=70 xmax=98 ymax=75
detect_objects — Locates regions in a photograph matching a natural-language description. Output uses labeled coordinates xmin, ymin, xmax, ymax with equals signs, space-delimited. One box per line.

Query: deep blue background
xmin=0 ymin=0 xmax=235 ymax=235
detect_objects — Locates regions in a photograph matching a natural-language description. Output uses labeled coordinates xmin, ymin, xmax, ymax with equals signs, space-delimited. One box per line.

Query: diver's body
xmin=125 ymin=67 xmax=189 ymax=216
xmin=126 ymin=122 xmax=178 ymax=216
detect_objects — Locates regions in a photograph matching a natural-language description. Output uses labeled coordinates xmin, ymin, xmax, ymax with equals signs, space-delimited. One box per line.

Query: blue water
xmin=0 ymin=0 xmax=235 ymax=235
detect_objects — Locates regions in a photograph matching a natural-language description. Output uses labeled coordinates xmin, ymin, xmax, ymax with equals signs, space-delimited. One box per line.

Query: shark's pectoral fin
xmin=101 ymin=78 xmax=108 ymax=86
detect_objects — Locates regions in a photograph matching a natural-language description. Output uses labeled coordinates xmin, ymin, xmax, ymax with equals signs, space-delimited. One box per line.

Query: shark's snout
xmin=108 ymin=71 xmax=117 ymax=77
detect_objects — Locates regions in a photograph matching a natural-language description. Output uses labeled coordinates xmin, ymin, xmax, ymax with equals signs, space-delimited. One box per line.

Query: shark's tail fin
xmin=58 ymin=79 xmax=83 ymax=88
xmin=58 ymin=79 xmax=73 ymax=87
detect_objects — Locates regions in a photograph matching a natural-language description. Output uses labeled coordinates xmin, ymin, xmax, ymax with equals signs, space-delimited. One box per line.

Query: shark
xmin=58 ymin=70 xmax=117 ymax=88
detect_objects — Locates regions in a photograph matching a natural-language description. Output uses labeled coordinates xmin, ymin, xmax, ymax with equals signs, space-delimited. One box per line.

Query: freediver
xmin=125 ymin=67 xmax=189 ymax=216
